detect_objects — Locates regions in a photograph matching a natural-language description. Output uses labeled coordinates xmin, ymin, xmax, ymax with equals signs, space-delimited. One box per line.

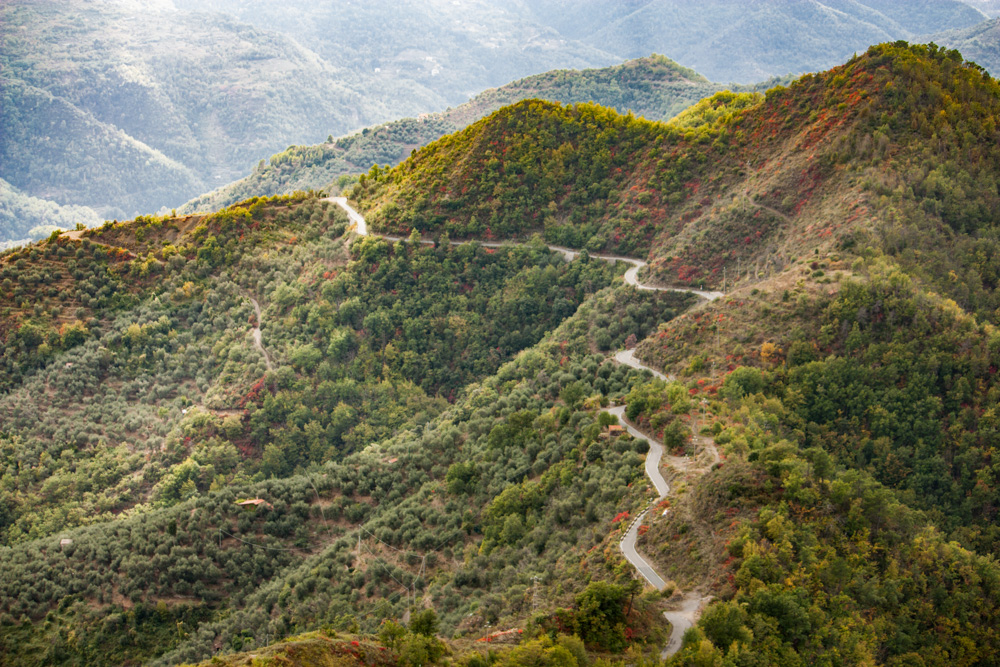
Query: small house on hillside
xmin=478 ymin=628 xmax=523 ymax=644
xmin=600 ymin=424 xmax=625 ymax=440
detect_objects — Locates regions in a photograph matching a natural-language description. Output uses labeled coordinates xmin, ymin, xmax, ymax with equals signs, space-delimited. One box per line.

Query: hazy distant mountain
xmin=960 ymin=0 xmax=1000 ymax=17
xmin=0 ymin=0 xmax=616 ymax=235
xmin=932 ymin=17 xmax=1000 ymax=73
xmin=2 ymin=0 xmax=991 ymax=243
xmin=182 ymin=55 xmax=742 ymax=213
xmin=171 ymin=0 xmax=618 ymax=108
xmin=0 ymin=178 xmax=101 ymax=249
xmin=0 ymin=0 xmax=382 ymax=222
xmin=504 ymin=0 xmax=988 ymax=82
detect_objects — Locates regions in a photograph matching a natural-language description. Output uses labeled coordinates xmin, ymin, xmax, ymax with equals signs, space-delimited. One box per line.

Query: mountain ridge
xmin=5 ymin=41 xmax=1000 ymax=667
xmin=0 ymin=0 xmax=620 ymax=228
xmin=352 ymin=41 xmax=1000 ymax=318
xmin=508 ymin=0 xmax=988 ymax=82
xmin=932 ymin=15 xmax=1000 ymax=74
xmin=7 ymin=0 xmax=990 ymax=239
xmin=180 ymin=55 xmax=741 ymax=215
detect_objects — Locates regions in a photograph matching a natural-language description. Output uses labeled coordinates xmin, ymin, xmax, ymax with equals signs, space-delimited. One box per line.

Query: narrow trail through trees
xmin=330 ymin=195 xmax=723 ymax=658
xmin=248 ymin=295 xmax=272 ymax=371
xmin=59 ymin=228 xmax=278 ymax=380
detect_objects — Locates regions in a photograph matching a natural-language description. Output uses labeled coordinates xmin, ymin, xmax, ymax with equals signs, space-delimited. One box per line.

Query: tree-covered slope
xmin=0 ymin=198 xmax=688 ymax=665
xmin=7 ymin=42 xmax=1000 ymax=667
xmin=620 ymin=239 xmax=1000 ymax=665
xmin=0 ymin=194 xmax=621 ymax=547
xmin=180 ymin=56 xmax=728 ymax=215
xmin=5 ymin=223 xmax=1000 ymax=667
xmin=355 ymin=42 xmax=1000 ymax=318
xmin=340 ymin=46 xmax=1000 ymax=662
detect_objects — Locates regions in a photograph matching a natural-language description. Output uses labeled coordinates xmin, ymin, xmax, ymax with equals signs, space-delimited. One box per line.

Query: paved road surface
xmin=606 ymin=405 xmax=670 ymax=498
xmin=329 ymin=196 xmax=367 ymax=235
xmin=621 ymin=263 xmax=724 ymax=300
xmin=606 ymin=401 xmax=672 ymax=591
xmin=662 ymin=595 xmax=704 ymax=657
xmin=620 ymin=510 xmax=667 ymax=589
xmin=604 ymin=398 xmax=714 ymax=658
xmin=614 ymin=349 xmax=672 ymax=381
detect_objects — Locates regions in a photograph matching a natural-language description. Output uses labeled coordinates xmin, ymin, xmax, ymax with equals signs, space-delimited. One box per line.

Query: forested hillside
xmin=181 ymin=56 xmax=732 ymax=214
xmin=357 ymin=41 xmax=1000 ymax=315
xmin=5 ymin=42 xmax=1000 ymax=667
xmin=0 ymin=191 xmax=691 ymax=665
xmin=0 ymin=194 xmax=626 ymax=546
xmin=344 ymin=42 xmax=1000 ymax=660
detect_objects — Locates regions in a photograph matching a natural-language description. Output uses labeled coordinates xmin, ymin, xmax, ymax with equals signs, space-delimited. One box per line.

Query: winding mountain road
xmin=605 ymin=395 xmax=715 ymax=659
xmin=614 ymin=348 xmax=671 ymax=381
xmin=620 ymin=510 xmax=668 ymax=590
xmin=331 ymin=196 xmax=367 ymax=234
xmin=606 ymin=405 xmax=670 ymax=498
xmin=324 ymin=197 xmax=724 ymax=300
xmin=662 ymin=595 xmax=704 ymax=656
xmin=327 ymin=195 xmax=717 ymax=657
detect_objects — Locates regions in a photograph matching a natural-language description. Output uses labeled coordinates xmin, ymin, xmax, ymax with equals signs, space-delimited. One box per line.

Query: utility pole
xmin=691 ymin=407 xmax=697 ymax=455
xmin=701 ymin=398 xmax=708 ymax=445
xmin=712 ymin=321 xmax=720 ymax=377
